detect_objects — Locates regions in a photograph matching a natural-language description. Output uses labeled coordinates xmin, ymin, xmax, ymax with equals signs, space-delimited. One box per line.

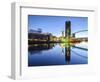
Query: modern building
xmin=28 ymin=28 xmax=58 ymax=43
xmin=65 ymin=21 xmax=71 ymax=40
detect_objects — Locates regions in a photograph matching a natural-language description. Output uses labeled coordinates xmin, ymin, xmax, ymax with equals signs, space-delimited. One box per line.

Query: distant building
xmin=62 ymin=31 xmax=64 ymax=37
xmin=28 ymin=28 xmax=58 ymax=43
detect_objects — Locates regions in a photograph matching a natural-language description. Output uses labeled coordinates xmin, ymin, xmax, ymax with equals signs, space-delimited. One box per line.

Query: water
xmin=28 ymin=42 xmax=88 ymax=66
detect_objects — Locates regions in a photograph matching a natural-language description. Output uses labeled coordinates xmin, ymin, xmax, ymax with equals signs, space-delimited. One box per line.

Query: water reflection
xmin=28 ymin=43 xmax=88 ymax=66
xmin=65 ymin=43 xmax=71 ymax=64
xmin=28 ymin=43 xmax=56 ymax=54
xmin=59 ymin=43 xmax=71 ymax=64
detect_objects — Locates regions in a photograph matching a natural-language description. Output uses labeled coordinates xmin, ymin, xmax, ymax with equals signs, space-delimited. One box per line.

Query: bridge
xmin=69 ymin=30 xmax=88 ymax=42
xmin=71 ymin=30 xmax=88 ymax=38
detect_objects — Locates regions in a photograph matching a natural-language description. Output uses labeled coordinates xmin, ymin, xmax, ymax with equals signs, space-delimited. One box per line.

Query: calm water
xmin=28 ymin=42 xmax=88 ymax=66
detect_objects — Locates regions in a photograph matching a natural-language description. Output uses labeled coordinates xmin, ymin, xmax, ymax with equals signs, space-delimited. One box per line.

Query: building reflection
xmin=60 ymin=43 xmax=71 ymax=64
xmin=28 ymin=43 xmax=55 ymax=54
xmin=65 ymin=43 xmax=71 ymax=64
xmin=29 ymin=42 xmax=71 ymax=64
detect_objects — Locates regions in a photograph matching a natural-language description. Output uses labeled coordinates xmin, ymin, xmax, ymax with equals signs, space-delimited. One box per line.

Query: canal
xmin=28 ymin=42 xmax=88 ymax=66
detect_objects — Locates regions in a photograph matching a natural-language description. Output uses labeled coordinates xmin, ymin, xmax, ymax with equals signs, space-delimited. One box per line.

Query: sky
xmin=28 ymin=15 xmax=88 ymax=38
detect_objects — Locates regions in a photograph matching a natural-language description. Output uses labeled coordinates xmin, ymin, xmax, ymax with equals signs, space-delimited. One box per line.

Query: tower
xmin=65 ymin=21 xmax=71 ymax=41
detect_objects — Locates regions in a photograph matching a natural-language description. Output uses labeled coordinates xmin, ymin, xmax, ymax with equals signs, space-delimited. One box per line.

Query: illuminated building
xmin=28 ymin=29 xmax=58 ymax=43
xmin=65 ymin=21 xmax=71 ymax=41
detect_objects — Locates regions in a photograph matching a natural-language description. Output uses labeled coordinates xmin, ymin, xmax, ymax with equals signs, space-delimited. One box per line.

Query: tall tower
xmin=65 ymin=21 xmax=71 ymax=41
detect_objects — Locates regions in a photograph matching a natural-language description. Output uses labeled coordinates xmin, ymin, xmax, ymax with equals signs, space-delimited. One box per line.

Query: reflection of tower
xmin=65 ymin=21 xmax=71 ymax=41
xmin=65 ymin=43 xmax=71 ymax=64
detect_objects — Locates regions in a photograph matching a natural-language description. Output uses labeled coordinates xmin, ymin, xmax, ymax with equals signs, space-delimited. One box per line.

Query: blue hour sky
xmin=28 ymin=15 xmax=88 ymax=37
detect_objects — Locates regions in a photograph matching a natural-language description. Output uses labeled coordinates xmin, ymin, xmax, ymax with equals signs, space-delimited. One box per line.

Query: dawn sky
xmin=28 ymin=15 xmax=88 ymax=38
